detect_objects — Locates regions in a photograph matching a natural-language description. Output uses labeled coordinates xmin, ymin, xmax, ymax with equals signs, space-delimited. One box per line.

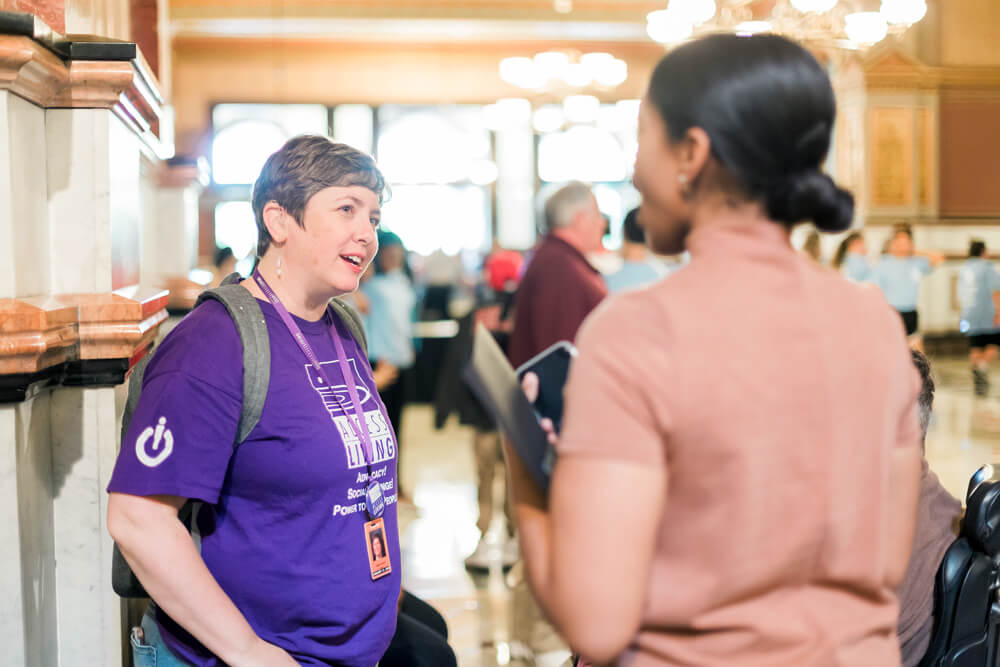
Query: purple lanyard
xmin=253 ymin=271 xmax=377 ymax=469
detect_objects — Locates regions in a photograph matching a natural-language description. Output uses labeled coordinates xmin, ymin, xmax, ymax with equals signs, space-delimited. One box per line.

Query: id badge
xmin=366 ymin=480 xmax=385 ymax=519
xmin=364 ymin=517 xmax=392 ymax=580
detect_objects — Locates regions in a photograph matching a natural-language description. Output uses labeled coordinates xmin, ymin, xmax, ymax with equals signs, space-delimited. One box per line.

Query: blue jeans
xmin=131 ymin=607 xmax=192 ymax=667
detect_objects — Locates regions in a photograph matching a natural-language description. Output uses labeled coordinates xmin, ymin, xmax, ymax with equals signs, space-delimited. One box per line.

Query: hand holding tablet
xmin=461 ymin=325 xmax=575 ymax=493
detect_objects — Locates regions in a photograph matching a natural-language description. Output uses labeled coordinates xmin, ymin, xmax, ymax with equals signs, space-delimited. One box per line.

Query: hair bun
xmin=765 ymin=170 xmax=854 ymax=232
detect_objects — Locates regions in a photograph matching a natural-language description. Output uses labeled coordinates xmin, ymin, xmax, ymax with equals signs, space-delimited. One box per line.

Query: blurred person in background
xmin=435 ymin=247 xmax=524 ymax=571
xmin=505 ymin=181 xmax=609 ymax=663
xmin=958 ymin=239 xmax=1000 ymax=396
xmin=507 ymin=181 xmax=608 ymax=368
xmin=212 ymin=246 xmax=238 ymax=285
xmin=342 ymin=263 xmax=401 ymax=392
xmin=801 ymin=228 xmax=822 ymax=264
xmin=896 ymin=349 xmax=962 ymax=667
xmin=873 ymin=224 xmax=945 ymax=350
xmin=604 ymin=207 xmax=671 ymax=293
xmin=505 ymin=34 xmax=921 ymax=666
xmin=364 ymin=230 xmax=417 ymax=499
xmin=833 ymin=231 xmax=874 ymax=283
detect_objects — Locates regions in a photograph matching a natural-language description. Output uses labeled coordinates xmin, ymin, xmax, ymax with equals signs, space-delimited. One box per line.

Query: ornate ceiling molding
xmin=170 ymin=16 xmax=651 ymax=43
xmin=853 ymin=46 xmax=1000 ymax=93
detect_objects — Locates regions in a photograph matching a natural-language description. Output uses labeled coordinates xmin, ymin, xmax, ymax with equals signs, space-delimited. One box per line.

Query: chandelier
xmin=499 ymin=50 xmax=629 ymax=92
xmin=647 ymin=0 xmax=928 ymax=50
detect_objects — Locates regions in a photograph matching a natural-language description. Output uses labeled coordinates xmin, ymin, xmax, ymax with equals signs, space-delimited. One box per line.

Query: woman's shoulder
xmin=147 ymin=299 xmax=244 ymax=389
xmin=168 ymin=297 xmax=242 ymax=341
xmin=823 ymin=267 xmax=903 ymax=329
xmin=577 ymin=281 xmax=671 ymax=349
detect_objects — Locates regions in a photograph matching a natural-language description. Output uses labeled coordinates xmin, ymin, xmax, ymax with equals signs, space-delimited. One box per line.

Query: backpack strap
xmin=330 ymin=297 xmax=368 ymax=359
xmin=195 ymin=273 xmax=270 ymax=445
xmin=120 ymin=351 xmax=153 ymax=446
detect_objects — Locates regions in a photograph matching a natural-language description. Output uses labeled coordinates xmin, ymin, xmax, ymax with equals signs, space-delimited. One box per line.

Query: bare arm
xmin=884 ymin=352 xmax=924 ymax=588
xmin=913 ymin=249 xmax=946 ymax=268
xmin=371 ymin=360 xmax=399 ymax=390
xmin=506 ymin=376 xmax=666 ymax=663
xmin=884 ymin=445 xmax=922 ymax=588
xmin=993 ymin=291 xmax=1000 ymax=327
xmin=107 ymin=493 xmax=297 ymax=667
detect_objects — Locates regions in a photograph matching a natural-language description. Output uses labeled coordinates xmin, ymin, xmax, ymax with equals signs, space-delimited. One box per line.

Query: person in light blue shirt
xmin=365 ymin=233 xmax=417 ymax=369
xmin=958 ymin=239 xmax=1000 ymax=395
xmin=604 ymin=208 xmax=674 ymax=293
xmin=363 ymin=231 xmax=417 ymax=493
xmin=872 ymin=225 xmax=944 ymax=349
xmin=832 ymin=232 xmax=874 ymax=283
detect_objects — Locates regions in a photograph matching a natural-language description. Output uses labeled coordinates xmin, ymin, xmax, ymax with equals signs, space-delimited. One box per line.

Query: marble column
xmin=0 ymin=396 xmax=58 ymax=667
xmin=45 ymin=95 xmax=148 ymax=667
xmin=144 ymin=158 xmax=208 ymax=288
xmin=0 ymin=78 xmax=59 ymax=665
xmin=0 ymin=90 xmax=51 ymax=300
xmin=50 ymin=386 xmax=121 ymax=666
xmin=46 ymin=108 xmax=116 ymax=295
xmin=0 ymin=23 xmax=172 ymax=666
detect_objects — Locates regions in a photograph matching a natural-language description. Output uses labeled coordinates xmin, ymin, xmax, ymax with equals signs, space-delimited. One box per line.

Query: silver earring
xmin=276 ymin=252 xmax=282 ymax=278
xmin=678 ymin=173 xmax=692 ymax=198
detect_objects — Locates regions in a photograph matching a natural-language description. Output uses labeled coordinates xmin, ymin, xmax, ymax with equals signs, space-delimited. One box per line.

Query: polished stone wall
xmin=0 ymin=25 xmax=196 ymax=666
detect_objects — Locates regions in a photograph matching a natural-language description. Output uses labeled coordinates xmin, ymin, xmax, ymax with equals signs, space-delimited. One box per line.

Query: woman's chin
xmin=335 ymin=281 xmax=360 ymax=296
xmin=326 ymin=273 xmax=360 ymax=296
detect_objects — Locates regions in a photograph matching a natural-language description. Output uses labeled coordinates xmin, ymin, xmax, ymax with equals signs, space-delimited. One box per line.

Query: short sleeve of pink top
xmin=559 ymin=218 xmax=922 ymax=667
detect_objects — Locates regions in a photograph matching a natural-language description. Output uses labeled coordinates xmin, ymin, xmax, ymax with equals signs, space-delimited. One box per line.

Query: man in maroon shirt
xmin=508 ymin=181 xmax=609 ymax=368
xmin=505 ymin=181 xmax=608 ymax=663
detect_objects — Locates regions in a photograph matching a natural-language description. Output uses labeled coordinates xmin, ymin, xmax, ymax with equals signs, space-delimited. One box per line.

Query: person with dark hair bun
xmin=958 ymin=238 xmax=1000 ymax=395
xmin=504 ymin=34 xmax=921 ymax=666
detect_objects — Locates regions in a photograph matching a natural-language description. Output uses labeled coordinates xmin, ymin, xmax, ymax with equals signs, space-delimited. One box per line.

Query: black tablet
xmin=461 ymin=323 xmax=556 ymax=492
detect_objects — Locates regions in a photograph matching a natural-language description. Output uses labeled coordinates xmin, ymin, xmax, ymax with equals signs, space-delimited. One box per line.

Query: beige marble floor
xmin=922 ymin=356 xmax=1000 ymax=500
xmin=398 ymin=354 xmax=1000 ymax=666
xmin=397 ymin=405 xmax=569 ymax=667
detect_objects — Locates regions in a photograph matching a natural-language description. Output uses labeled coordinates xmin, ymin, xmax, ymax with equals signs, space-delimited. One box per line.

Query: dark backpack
xmin=111 ymin=273 xmax=367 ymax=598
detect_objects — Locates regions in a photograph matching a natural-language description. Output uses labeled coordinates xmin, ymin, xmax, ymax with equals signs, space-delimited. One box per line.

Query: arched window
xmin=212 ymin=120 xmax=289 ymax=186
xmin=375 ymin=106 xmax=493 ymax=255
xmin=536 ymin=101 xmax=641 ymax=249
xmin=211 ymin=104 xmax=328 ymax=185
xmin=538 ymin=125 xmax=628 ymax=183
xmin=214 ymin=201 xmax=258 ymax=273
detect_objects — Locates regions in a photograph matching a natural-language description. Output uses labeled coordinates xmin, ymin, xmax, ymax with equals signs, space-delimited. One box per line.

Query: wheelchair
xmin=920 ymin=464 xmax=1000 ymax=666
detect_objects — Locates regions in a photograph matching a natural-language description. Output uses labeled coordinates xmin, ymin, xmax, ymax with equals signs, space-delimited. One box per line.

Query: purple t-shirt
xmin=108 ymin=297 xmax=401 ymax=666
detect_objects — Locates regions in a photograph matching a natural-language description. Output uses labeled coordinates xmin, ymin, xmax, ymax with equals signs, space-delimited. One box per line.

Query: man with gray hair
xmin=508 ymin=181 xmax=608 ymax=367
xmin=503 ymin=182 xmax=608 ymax=663
xmin=897 ymin=350 xmax=963 ymax=666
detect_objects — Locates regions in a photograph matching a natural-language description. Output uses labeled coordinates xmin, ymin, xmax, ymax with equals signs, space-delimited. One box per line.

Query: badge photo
xmin=364 ymin=518 xmax=392 ymax=580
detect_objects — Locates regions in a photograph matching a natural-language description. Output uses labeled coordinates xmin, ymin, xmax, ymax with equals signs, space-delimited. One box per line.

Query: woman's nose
xmin=357 ymin=219 xmax=376 ymax=244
